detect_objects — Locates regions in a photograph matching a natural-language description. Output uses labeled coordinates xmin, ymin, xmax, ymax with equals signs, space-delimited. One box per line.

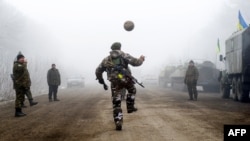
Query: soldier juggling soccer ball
xmin=95 ymin=42 xmax=145 ymax=130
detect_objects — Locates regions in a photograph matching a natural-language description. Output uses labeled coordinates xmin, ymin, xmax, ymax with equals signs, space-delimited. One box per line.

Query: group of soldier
xmin=11 ymin=42 xmax=199 ymax=131
xmin=12 ymin=54 xmax=61 ymax=117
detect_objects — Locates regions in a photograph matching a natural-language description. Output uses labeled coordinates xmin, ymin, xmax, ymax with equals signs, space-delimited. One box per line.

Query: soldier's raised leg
xmin=26 ymin=89 xmax=38 ymax=106
xmin=112 ymin=88 xmax=123 ymax=130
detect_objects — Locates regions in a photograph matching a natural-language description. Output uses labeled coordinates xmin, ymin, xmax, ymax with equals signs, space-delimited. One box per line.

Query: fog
xmin=1 ymin=0 xmax=250 ymax=99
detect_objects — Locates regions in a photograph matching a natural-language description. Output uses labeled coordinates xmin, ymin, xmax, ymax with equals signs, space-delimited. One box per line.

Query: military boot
xmin=132 ymin=107 xmax=138 ymax=112
xmin=127 ymin=105 xmax=133 ymax=113
xmin=29 ymin=99 xmax=38 ymax=106
xmin=54 ymin=99 xmax=60 ymax=101
xmin=188 ymin=93 xmax=193 ymax=100
xmin=194 ymin=93 xmax=198 ymax=101
xmin=127 ymin=106 xmax=138 ymax=113
xmin=54 ymin=93 xmax=60 ymax=101
xmin=15 ymin=108 xmax=26 ymax=117
xmin=126 ymin=97 xmax=137 ymax=113
xmin=115 ymin=120 xmax=122 ymax=131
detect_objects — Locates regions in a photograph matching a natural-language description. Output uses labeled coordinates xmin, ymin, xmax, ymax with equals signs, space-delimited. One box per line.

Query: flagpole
xmin=215 ymin=38 xmax=220 ymax=69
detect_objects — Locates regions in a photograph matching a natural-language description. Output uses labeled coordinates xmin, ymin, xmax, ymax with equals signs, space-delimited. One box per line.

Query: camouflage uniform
xmin=21 ymin=89 xmax=38 ymax=107
xmin=13 ymin=60 xmax=31 ymax=117
xmin=96 ymin=43 xmax=144 ymax=130
xmin=184 ymin=61 xmax=199 ymax=100
xmin=47 ymin=64 xmax=61 ymax=101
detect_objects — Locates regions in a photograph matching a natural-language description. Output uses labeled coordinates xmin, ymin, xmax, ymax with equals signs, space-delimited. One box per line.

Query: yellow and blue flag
xmin=237 ymin=10 xmax=248 ymax=30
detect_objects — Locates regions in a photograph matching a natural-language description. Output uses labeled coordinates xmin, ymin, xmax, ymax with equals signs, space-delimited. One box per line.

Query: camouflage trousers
xmin=111 ymin=80 xmax=136 ymax=124
xmin=186 ymin=82 xmax=198 ymax=100
xmin=14 ymin=87 xmax=26 ymax=108
xmin=111 ymin=83 xmax=126 ymax=100
xmin=23 ymin=89 xmax=34 ymax=102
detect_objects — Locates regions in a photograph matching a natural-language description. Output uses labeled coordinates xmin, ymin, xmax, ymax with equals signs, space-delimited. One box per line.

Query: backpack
xmin=108 ymin=51 xmax=128 ymax=81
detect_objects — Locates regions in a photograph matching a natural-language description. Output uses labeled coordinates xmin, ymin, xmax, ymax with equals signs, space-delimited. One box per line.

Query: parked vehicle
xmin=142 ymin=75 xmax=158 ymax=86
xmin=158 ymin=66 xmax=176 ymax=87
xmin=170 ymin=61 xmax=220 ymax=92
xmin=219 ymin=26 xmax=250 ymax=102
xmin=67 ymin=76 xmax=85 ymax=88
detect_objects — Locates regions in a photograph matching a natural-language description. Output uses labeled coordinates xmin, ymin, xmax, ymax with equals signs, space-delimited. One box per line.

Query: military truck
xmin=170 ymin=61 xmax=220 ymax=92
xmin=198 ymin=61 xmax=220 ymax=92
xmin=219 ymin=26 xmax=250 ymax=102
xmin=170 ymin=65 xmax=187 ymax=91
xmin=158 ymin=66 xmax=176 ymax=87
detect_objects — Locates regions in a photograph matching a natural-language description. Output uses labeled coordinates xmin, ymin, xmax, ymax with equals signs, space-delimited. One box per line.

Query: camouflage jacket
xmin=13 ymin=61 xmax=31 ymax=89
xmin=47 ymin=68 xmax=61 ymax=86
xmin=184 ymin=66 xmax=199 ymax=83
xmin=95 ymin=50 xmax=143 ymax=81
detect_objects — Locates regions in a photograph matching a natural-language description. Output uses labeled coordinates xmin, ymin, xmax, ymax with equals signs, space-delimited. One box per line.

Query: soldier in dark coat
xmin=47 ymin=64 xmax=61 ymax=102
xmin=184 ymin=60 xmax=199 ymax=101
xmin=95 ymin=42 xmax=145 ymax=130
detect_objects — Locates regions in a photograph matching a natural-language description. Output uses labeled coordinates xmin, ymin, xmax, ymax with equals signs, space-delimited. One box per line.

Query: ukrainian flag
xmin=237 ymin=10 xmax=249 ymax=30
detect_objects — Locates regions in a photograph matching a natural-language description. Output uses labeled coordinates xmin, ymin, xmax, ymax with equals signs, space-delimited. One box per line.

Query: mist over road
xmin=0 ymin=86 xmax=250 ymax=141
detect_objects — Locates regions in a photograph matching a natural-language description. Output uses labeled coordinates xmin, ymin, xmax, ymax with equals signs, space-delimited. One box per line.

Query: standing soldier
xmin=95 ymin=42 xmax=145 ymax=130
xmin=12 ymin=53 xmax=38 ymax=108
xmin=184 ymin=60 xmax=199 ymax=101
xmin=13 ymin=54 xmax=34 ymax=117
xmin=47 ymin=64 xmax=61 ymax=102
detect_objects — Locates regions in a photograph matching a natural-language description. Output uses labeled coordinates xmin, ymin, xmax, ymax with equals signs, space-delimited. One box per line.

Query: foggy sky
xmin=3 ymin=0 xmax=250 ymax=83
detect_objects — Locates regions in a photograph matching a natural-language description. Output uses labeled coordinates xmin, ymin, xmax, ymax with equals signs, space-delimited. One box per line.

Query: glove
xmin=98 ymin=78 xmax=105 ymax=84
xmin=103 ymin=84 xmax=108 ymax=90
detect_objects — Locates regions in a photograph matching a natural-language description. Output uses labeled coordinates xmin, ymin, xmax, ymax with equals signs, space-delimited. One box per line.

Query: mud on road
xmin=0 ymin=86 xmax=250 ymax=141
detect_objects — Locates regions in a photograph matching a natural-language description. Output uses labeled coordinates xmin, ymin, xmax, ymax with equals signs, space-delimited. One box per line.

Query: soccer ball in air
xmin=124 ymin=20 xmax=134 ymax=31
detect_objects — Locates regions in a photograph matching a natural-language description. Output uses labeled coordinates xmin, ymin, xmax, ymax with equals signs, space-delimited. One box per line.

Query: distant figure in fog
xmin=184 ymin=60 xmax=199 ymax=101
xmin=47 ymin=64 xmax=61 ymax=102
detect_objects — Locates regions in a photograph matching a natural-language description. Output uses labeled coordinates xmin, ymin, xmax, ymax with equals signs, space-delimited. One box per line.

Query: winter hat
xmin=111 ymin=42 xmax=121 ymax=50
xmin=17 ymin=54 xmax=25 ymax=60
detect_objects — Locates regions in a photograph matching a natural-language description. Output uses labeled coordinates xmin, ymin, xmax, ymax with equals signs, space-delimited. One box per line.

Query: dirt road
xmin=0 ymin=85 xmax=250 ymax=141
